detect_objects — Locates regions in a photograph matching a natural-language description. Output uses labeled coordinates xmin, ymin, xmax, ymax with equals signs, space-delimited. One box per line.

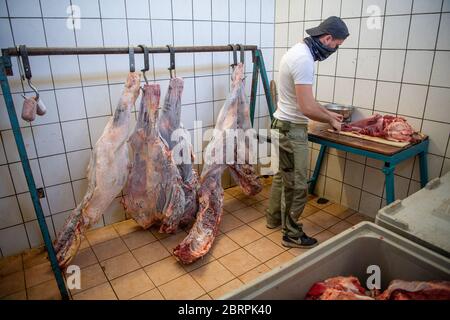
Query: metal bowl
xmin=324 ymin=103 xmax=354 ymax=121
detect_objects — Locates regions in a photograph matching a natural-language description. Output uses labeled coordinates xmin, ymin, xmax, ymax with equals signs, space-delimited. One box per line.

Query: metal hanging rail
xmin=0 ymin=44 xmax=275 ymax=300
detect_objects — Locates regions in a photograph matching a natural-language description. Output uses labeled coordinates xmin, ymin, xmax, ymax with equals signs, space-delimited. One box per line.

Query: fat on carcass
xmin=122 ymin=83 xmax=186 ymax=232
xmin=158 ymin=78 xmax=199 ymax=226
xmin=54 ymin=72 xmax=141 ymax=268
xmin=174 ymin=63 xmax=262 ymax=264
xmin=376 ymin=280 xmax=450 ymax=300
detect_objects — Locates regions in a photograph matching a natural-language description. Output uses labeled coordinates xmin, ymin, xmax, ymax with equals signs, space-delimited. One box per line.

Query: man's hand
xmin=329 ymin=112 xmax=344 ymax=122
xmin=329 ymin=118 xmax=342 ymax=132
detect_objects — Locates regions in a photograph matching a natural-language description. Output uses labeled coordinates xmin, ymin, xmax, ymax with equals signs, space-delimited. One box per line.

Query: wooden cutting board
xmin=326 ymin=129 xmax=410 ymax=147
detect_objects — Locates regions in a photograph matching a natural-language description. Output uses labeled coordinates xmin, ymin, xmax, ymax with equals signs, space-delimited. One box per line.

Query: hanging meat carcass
xmin=54 ymin=72 xmax=141 ymax=268
xmin=158 ymin=78 xmax=199 ymax=226
xmin=174 ymin=63 xmax=262 ymax=264
xmin=122 ymin=83 xmax=186 ymax=232
xmin=341 ymin=114 xmax=424 ymax=143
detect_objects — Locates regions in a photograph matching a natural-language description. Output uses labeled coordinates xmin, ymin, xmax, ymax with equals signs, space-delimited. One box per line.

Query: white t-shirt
xmin=273 ymin=42 xmax=315 ymax=124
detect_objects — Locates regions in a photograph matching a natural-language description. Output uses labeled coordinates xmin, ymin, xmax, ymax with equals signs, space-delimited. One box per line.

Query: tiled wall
xmin=0 ymin=0 xmax=275 ymax=257
xmin=274 ymin=0 xmax=450 ymax=218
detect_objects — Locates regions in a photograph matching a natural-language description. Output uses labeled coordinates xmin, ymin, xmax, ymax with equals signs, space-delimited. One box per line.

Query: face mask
xmin=304 ymin=36 xmax=338 ymax=61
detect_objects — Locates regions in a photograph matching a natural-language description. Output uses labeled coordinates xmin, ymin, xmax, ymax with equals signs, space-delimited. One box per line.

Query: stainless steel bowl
xmin=324 ymin=103 xmax=354 ymax=122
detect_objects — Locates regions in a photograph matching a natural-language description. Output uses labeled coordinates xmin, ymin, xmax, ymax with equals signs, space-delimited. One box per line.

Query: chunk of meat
xmin=54 ymin=73 xmax=141 ymax=268
xmin=306 ymin=276 xmax=367 ymax=300
xmin=376 ymin=280 xmax=450 ymax=300
xmin=21 ymin=96 xmax=37 ymax=122
xmin=341 ymin=114 xmax=424 ymax=143
xmin=319 ymin=288 xmax=374 ymax=300
xmin=174 ymin=63 xmax=262 ymax=264
xmin=158 ymin=77 xmax=199 ymax=226
xmin=122 ymin=83 xmax=185 ymax=233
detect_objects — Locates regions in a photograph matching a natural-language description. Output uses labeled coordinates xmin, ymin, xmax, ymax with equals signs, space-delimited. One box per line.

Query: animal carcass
xmin=174 ymin=63 xmax=262 ymax=264
xmin=122 ymin=83 xmax=186 ymax=232
xmin=54 ymin=72 xmax=141 ymax=268
xmin=376 ymin=280 xmax=450 ymax=300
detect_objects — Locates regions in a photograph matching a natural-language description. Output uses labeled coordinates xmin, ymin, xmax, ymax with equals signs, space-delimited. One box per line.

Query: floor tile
xmin=0 ymin=254 xmax=22 ymax=277
xmin=238 ymin=264 xmax=270 ymax=284
xmin=149 ymin=226 xmax=171 ymax=240
xmin=144 ymin=256 xmax=186 ymax=286
xmin=92 ymin=237 xmax=128 ymax=262
xmin=265 ymin=251 xmax=296 ymax=269
xmin=122 ymin=229 xmax=156 ymax=250
xmin=159 ymin=274 xmax=205 ymax=300
xmin=190 ymin=260 xmax=235 ymax=292
xmin=299 ymin=218 xmax=325 ymax=236
xmin=231 ymin=207 xmax=264 ymax=223
xmin=24 ymin=262 xmax=53 ymax=288
xmin=181 ymin=254 xmax=216 ymax=273
xmin=346 ymin=213 xmax=373 ymax=225
xmin=219 ymin=248 xmax=261 ymax=277
xmin=314 ymin=230 xmax=336 ymax=244
xmin=197 ymin=294 xmax=212 ymax=300
xmin=160 ymin=231 xmax=188 ymax=252
xmin=1 ymin=290 xmax=27 ymax=300
xmin=300 ymin=204 xmax=320 ymax=218
xmin=70 ymin=247 xmax=98 ymax=269
xmin=131 ymin=288 xmax=164 ymax=300
xmin=225 ymin=186 xmax=243 ymax=197
xmin=113 ymin=219 xmax=141 ymax=236
xmin=265 ymin=230 xmax=284 ymax=247
xmin=308 ymin=198 xmax=333 ymax=210
xmin=111 ymin=269 xmax=155 ymax=300
xmin=69 ymin=263 xmax=107 ymax=295
xmin=209 ymin=278 xmax=244 ymax=299
xmin=209 ymin=234 xmax=239 ymax=259
xmin=248 ymin=217 xmax=279 ymax=236
xmin=307 ymin=211 xmax=341 ymax=229
xmin=100 ymin=251 xmax=140 ymax=280
xmin=288 ymin=247 xmax=310 ymax=257
xmin=226 ymin=225 xmax=263 ymax=247
xmin=244 ymin=237 xmax=284 ymax=262
xmin=0 ymin=271 xmax=25 ymax=298
xmin=22 ymin=247 xmax=48 ymax=269
xmin=79 ymin=238 xmax=90 ymax=250
xmin=27 ymin=279 xmax=61 ymax=300
xmin=132 ymin=241 xmax=171 ymax=267
xmin=86 ymin=225 xmax=119 ymax=246
xmin=219 ymin=214 xmax=245 ymax=233
xmin=329 ymin=220 xmax=353 ymax=234
xmin=72 ymin=282 xmax=117 ymax=300
xmin=223 ymin=198 xmax=247 ymax=213
xmin=323 ymin=203 xmax=356 ymax=219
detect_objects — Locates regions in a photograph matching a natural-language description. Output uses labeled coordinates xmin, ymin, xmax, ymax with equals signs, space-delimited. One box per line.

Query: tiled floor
xmin=0 ymin=178 xmax=373 ymax=300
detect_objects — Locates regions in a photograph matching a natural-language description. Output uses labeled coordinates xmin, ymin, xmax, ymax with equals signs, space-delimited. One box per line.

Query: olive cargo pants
xmin=267 ymin=118 xmax=308 ymax=238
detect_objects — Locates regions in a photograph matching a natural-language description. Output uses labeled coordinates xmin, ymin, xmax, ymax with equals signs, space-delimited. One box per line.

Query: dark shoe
xmin=282 ymin=234 xmax=318 ymax=248
xmin=266 ymin=221 xmax=281 ymax=229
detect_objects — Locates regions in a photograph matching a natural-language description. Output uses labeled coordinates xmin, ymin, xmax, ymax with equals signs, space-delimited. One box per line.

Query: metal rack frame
xmin=0 ymin=44 xmax=275 ymax=299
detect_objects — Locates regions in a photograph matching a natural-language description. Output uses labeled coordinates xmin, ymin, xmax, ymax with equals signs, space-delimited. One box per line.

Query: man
xmin=267 ymin=16 xmax=349 ymax=249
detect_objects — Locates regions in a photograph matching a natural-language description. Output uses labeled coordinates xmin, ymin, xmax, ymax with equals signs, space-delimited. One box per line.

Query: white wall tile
xmin=2 ymin=128 xmax=36 ymax=162
xmin=261 ymin=0 xmax=275 ymax=22
xmin=374 ymin=81 xmax=400 ymax=113
xmin=356 ymin=49 xmax=379 ymax=79
xmin=326 ymin=154 xmax=345 ymax=181
xmin=442 ymin=158 xmax=450 ymax=176
xmin=0 ymin=224 xmax=29 ymax=256
xmin=289 ymin=0 xmax=305 ymax=21
xmin=194 ymin=53 xmax=213 ymax=76
xmin=322 ymin=0 xmax=341 ymax=18
xmin=316 ymin=76 xmax=335 ymax=102
xmin=99 ymin=0 xmax=126 ymax=18
xmin=105 ymin=55 xmax=129 ymax=83
xmin=324 ymin=178 xmax=342 ymax=203
xmin=359 ymin=17 xmax=383 ymax=48
xmin=127 ymin=19 xmax=152 ymax=45
xmin=33 ymin=123 xmax=65 ymax=157
xmin=430 ymin=51 xmax=450 ymax=87
xmin=75 ymin=19 xmax=103 ymax=46
xmin=408 ymin=14 xmax=440 ymax=49
xmin=41 ymin=0 xmax=70 ymax=17
xmin=25 ymin=217 xmax=55 ymax=247
xmin=17 ymin=192 xmax=51 ymax=222
xmin=0 ymin=0 xmax=6 ymax=17
xmin=44 ymin=18 xmax=76 ymax=47
xmin=196 ymin=102 xmax=214 ymax=127
xmin=180 ymin=103 xmax=196 ymax=130
xmin=305 ymin=0 xmax=322 ymax=20
xmin=444 ymin=0 xmax=450 ymax=11
xmin=212 ymin=0 xmax=228 ymax=21
xmin=0 ymin=19 xmax=14 ymax=48
xmin=213 ymin=74 xmax=230 ymax=100
xmin=334 ymin=77 xmax=354 ymax=105
xmin=45 ymin=182 xmax=75 ymax=213
xmin=0 ymin=196 xmax=23 ymax=229
xmin=229 ymin=0 xmax=245 ymax=21
xmin=230 ymin=22 xmax=245 ymax=44
xmin=341 ymin=183 xmax=361 ymax=211
xmin=51 ymin=210 xmax=72 ymax=235
xmin=11 ymin=18 xmax=46 ymax=47
xmin=378 ymin=50 xmax=405 ymax=82
xmin=88 ymin=116 xmax=111 ymax=144
xmin=437 ymin=13 xmax=450 ymax=50
xmin=246 ymin=0 xmax=260 ymax=22
xmin=71 ymin=178 xmax=87 ymax=205
xmin=0 ymin=165 xmax=15 ymax=198
xmin=336 ymin=49 xmax=357 ymax=77
xmin=340 ymin=18 xmax=360 ymax=48
xmin=403 ymin=50 xmax=434 ymax=85
xmin=363 ymin=0 xmax=386 ymax=15
xmin=212 ymin=21 xmax=228 ymax=45
xmin=102 ymin=19 xmax=128 ymax=46
xmin=412 ymin=153 xmax=444 ymax=181
xmin=72 ymin=0 xmax=101 ymax=18
xmin=84 ymin=85 xmax=111 ymax=118
xmin=182 ymin=77 xmax=196 ymax=105
xmin=7 ymin=0 xmax=41 ymax=17
xmin=412 ymin=0 xmax=443 ymax=13
xmin=421 ymin=120 xmax=450 ymax=156
xmin=275 ymin=23 xmax=288 ymax=47
xmin=67 ymin=149 xmax=91 ymax=180
xmin=194 ymin=21 xmax=212 ymax=46
xmin=398 ymin=84 xmax=427 ymax=118
xmin=341 ymin=0 xmax=363 ymax=18
xmin=8 ymin=160 xmax=43 ymax=193
xmin=103 ymin=197 xmax=125 ymax=225
xmin=275 ymin=0 xmax=289 ymax=22
xmin=261 ymin=23 xmax=275 ymax=48
xmin=173 ymin=0 xmax=193 ymax=20
xmin=0 ymin=139 xmax=6 ymax=165
xmin=195 ymin=76 xmax=213 ymax=103
xmin=78 ymin=55 xmax=108 ymax=86
xmin=363 ymin=166 xmax=385 ymax=196
xmin=193 ymin=0 xmax=211 ymax=20
xmin=125 ymin=0 xmax=150 ymax=19
xmin=425 ymin=87 xmax=450 ymax=123
xmin=39 ymin=154 xmax=70 ymax=186
xmin=61 ymin=119 xmax=91 ymax=152
xmin=353 ymin=79 xmax=376 ymax=108
xmin=55 ymin=87 xmax=86 ymax=121
xmin=394 ymin=157 xmax=414 ymax=178
xmin=359 ymin=191 xmax=381 ymax=218
xmin=246 ymin=22 xmax=261 ymax=46
xmin=49 ymin=56 xmax=82 ymax=89
xmin=318 ymin=51 xmax=336 ymax=75
xmin=173 ymin=21 xmax=193 ymax=46
xmin=382 ymin=15 xmax=410 ymax=49
xmin=385 ymin=0 xmax=412 ymax=15
xmin=343 ymin=159 xmax=365 ymax=187
xmin=288 ymin=22 xmax=303 ymax=46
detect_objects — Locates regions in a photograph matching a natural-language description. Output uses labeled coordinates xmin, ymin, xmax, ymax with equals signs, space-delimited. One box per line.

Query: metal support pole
xmin=382 ymin=163 xmax=396 ymax=205
xmin=309 ymin=145 xmax=327 ymax=194
xmin=418 ymin=150 xmax=429 ymax=188
xmin=255 ymin=50 xmax=275 ymax=120
xmin=249 ymin=52 xmax=259 ymax=126
xmin=0 ymin=57 xmax=69 ymax=300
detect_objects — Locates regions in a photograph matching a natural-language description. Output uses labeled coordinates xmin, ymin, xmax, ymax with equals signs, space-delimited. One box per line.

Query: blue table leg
xmin=308 ymin=145 xmax=327 ymax=194
xmin=418 ymin=151 xmax=429 ymax=188
xmin=382 ymin=163 xmax=396 ymax=204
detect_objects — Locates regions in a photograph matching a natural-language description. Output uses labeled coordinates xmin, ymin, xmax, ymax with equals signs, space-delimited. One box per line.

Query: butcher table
xmin=307 ymin=126 xmax=429 ymax=205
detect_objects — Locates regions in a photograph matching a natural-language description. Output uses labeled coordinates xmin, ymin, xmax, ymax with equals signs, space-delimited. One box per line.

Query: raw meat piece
xmin=21 ymin=96 xmax=37 ymax=122
xmin=174 ymin=63 xmax=262 ymax=264
xmin=306 ymin=276 xmax=367 ymax=300
xmin=376 ymin=280 xmax=450 ymax=300
xmin=319 ymin=288 xmax=374 ymax=300
xmin=54 ymin=73 xmax=141 ymax=268
xmin=122 ymin=83 xmax=186 ymax=232
xmin=158 ymin=77 xmax=199 ymax=226
xmin=341 ymin=114 xmax=424 ymax=143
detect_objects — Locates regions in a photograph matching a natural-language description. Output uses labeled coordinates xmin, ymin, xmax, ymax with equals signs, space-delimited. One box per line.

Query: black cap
xmin=306 ymin=16 xmax=349 ymax=40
